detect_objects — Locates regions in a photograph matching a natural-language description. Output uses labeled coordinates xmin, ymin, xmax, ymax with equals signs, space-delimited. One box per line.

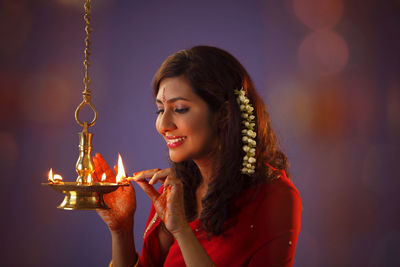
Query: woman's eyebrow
xmin=156 ymin=97 xmax=191 ymax=104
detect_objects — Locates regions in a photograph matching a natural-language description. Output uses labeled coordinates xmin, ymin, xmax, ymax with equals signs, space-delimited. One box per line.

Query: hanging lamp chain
xmin=75 ymin=0 xmax=97 ymax=128
xmin=83 ymin=0 xmax=92 ymax=95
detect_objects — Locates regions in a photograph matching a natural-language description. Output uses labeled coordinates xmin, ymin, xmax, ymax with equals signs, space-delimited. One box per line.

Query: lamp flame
xmin=48 ymin=168 xmax=53 ymax=182
xmin=48 ymin=168 xmax=63 ymax=183
xmin=101 ymin=172 xmax=106 ymax=182
xmin=116 ymin=153 xmax=126 ymax=183
xmin=87 ymin=173 xmax=92 ymax=184
xmin=54 ymin=174 xmax=62 ymax=182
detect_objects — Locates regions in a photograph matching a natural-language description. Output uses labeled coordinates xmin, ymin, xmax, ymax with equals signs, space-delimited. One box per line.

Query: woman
xmin=93 ymin=46 xmax=302 ymax=267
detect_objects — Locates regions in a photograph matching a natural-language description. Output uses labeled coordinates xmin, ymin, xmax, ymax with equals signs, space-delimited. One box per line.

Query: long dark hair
xmin=153 ymin=46 xmax=289 ymax=235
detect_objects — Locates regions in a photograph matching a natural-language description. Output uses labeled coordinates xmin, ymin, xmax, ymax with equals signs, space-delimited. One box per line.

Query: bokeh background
xmin=1 ymin=0 xmax=399 ymax=266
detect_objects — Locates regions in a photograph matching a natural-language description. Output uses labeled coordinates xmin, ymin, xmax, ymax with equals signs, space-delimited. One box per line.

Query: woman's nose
xmin=157 ymin=110 xmax=176 ymax=134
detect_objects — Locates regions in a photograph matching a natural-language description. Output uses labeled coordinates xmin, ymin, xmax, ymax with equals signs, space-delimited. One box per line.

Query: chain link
xmin=75 ymin=0 xmax=97 ymax=127
xmin=83 ymin=0 xmax=92 ymax=94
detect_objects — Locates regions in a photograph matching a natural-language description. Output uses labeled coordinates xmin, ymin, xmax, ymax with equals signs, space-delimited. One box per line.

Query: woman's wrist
xmin=172 ymin=224 xmax=215 ymax=267
xmin=110 ymin=221 xmax=137 ymax=267
xmin=109 ymin=219 xmax=134 ymax=236
xmin=109 ymin=251 xmax=139 ymax=267
xmin=110 ymin=227 xmax=133 ymax=239
xmin=170 ymin=224 xmax=192 ymax=239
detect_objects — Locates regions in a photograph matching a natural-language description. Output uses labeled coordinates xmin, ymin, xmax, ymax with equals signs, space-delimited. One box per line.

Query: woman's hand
xmin=92 ymin=153 xmax=136 ymax=233
xmin=133 ymin=168 xmax=188 ymax=235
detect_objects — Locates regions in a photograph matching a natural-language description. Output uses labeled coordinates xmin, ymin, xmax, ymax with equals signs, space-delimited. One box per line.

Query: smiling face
xmin=155 ymin=76 xmax=217 ymax=163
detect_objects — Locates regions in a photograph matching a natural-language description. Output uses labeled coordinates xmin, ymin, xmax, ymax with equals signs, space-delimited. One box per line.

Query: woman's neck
xmin=193 ymin=156 xmax=214 ymax=218
xmin=193 ymin=156 xmax=214 ymax=186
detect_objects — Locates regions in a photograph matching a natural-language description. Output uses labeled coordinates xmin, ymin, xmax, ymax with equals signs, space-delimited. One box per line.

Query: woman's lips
xmin=166 ymin=136 xmax=186 ymax=148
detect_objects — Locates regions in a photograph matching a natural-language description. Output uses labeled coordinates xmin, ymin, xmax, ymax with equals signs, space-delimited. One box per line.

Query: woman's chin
xmin=168 ymin=152 xmax=186 ymax=163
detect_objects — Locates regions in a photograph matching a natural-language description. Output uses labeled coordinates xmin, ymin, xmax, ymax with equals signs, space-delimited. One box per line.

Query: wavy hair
xmin=153 ymin=46 xmax=289 ymax=235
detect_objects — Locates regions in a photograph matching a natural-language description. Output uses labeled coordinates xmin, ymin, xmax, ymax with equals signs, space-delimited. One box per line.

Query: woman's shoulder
xmin=241 ymin=170 xmax=300 ymax=205
xmin=253 ymin=171 xmax=302 ymax=231
xmin=227 ymin=171 xmax=301 ymax=244
xmin=235 ymin=170 xmax=301 ymax=226
xmin=263 ymin=170 xmax=301 ymax=202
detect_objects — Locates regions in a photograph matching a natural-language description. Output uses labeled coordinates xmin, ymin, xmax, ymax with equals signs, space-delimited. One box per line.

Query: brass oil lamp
xmin=42 ymin=0 xmax=128 ymax=210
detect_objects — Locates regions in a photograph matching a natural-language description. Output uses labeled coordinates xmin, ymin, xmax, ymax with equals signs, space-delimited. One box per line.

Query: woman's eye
xmin=155 ymin=107 xmax=188 ymax=115
xmin=175 ymin=107 xmax=189 ymax=114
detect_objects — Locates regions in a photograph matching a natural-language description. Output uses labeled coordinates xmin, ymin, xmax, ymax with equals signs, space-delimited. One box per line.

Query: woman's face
xmin=155 ymin=76 xmax=216 ymax=163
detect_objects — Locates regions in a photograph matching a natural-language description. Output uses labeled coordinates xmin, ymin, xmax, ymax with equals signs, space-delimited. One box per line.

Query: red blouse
xmin=139 ymin=170 xmax=302 ymax=267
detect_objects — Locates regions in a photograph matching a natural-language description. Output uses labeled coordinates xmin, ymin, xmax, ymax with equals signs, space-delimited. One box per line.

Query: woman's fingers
xmin=95 ymin=153 xmax=115 ymax=181
xmin=135 ymin=180 xmax=160 ymax=203
xmin=133 ymin=168 xmax=161 ymax=181
xmin=163 ymin=172 xmax=181 ymax=186
xmin=132 ymin=168 xmax=173 ymax=186
xmin=91 ymin=163 xmax=100 ymax=182
xmin=133 ymin=168 xmax=181 ymax=207
xmin=149 ymin=169 xmax=170 ymax=185
xmin=92 ymin=156 xmax=103 ymax=181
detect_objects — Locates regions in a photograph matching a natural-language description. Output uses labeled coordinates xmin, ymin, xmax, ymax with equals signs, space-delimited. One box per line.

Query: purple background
xmin=1 ymin=0 xmax=399 ymax=266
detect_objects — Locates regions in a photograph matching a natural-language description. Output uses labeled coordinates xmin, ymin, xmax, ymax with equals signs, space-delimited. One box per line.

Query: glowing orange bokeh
xmin=298 ymin=31 xmax=349 ymax=77
xmin=293 ymin=0 xmax=344 ymax=31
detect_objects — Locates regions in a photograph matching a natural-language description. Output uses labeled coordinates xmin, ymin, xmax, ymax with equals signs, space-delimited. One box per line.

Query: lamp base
xmin=42 ymin=182 xmax=129 ymax=210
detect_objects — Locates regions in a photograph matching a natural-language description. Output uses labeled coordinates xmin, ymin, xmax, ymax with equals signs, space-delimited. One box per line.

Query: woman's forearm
xmin=158 ymin=223 xmax=174 ymax=259
xmin=173 ymin=226 xmax=214 ymax=267
xmin=110 ymin=223 xmax=137 ymax=267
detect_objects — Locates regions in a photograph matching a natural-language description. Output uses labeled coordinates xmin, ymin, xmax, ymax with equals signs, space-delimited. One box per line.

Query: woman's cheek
xmin=155 ymin=117 xmax=162 ymax=135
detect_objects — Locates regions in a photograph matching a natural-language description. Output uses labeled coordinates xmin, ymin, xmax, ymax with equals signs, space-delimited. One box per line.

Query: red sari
xmin=139 ymin=170 xmax=302 ymax=266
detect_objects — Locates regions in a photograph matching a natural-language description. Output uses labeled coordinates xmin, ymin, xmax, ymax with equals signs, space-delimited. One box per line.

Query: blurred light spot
xmin=344 ymin=77 xmax=377 ymax=138
xmin=0 ymin=1 xmax=32 ymax=59
xmin=266 ymin=79 xmax=314 ymax=139
xmin=0 ymin=131 xmax=18 ymax=172
xmin=386 ymin=81 xmax=400 ymax=139
xmin=298 ymin=31 xmax=349 ymax=77
xmin=310 ymin=82 xmax=347 ymax=138
xmin=21 ymin=74 xmax=72 ymax=125
xmin=293 ymin=0 xmax=344 ymax=31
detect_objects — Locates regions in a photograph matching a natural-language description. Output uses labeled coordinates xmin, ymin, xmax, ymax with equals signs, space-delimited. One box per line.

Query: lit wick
xmin=48 ymin=168 xmax=63 ymax=184
xmin=116 ymin=153 xmax=126 ymax=183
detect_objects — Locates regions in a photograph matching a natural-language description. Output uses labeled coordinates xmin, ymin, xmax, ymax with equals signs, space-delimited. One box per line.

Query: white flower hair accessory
xmin=234 ymin=87 xmax=256 ymax=175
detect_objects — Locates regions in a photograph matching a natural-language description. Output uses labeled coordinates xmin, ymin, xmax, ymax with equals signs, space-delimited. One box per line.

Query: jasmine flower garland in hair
xmin=234 ymin=87 xmax=256 ymax=175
